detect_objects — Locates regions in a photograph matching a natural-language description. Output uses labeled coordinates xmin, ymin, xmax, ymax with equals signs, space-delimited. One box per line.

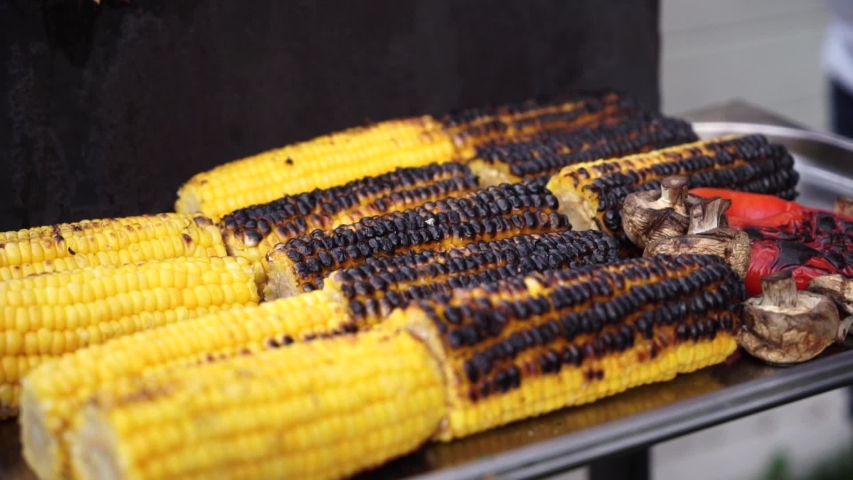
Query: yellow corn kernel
xmin=0 ymin=256 xmax=258 ymax=415
xmin=0 ymin=214 xmax=226 ymax=281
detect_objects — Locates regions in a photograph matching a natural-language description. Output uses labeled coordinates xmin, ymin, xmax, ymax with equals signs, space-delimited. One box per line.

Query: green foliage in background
xmin=759 ymin=443 xmax=853 ymax=480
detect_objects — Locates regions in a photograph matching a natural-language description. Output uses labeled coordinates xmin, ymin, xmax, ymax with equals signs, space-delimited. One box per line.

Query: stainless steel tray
xmin=3 ymin=122 xmax=853 ymax=480
xmin=363 ymin=122 xmax=853 ymax=480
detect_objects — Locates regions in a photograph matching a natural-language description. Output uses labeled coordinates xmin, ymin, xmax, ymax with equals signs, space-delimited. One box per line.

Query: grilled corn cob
xmin=0 ymin=214 xmax=226 ymax=281
xmin=263 ymin=183 xmax=571 ymax=298
xmin=21 ymin=229 xmax=621 ymax=480
xmin=321 ymin=230 xmax=621 ymax=326
xmin=467 ymin=114 xmax=698 ymax=186
xmin=64 ymin=254 xmax=742 ymax=480
xmin=545 ymin=135 xmax=799 ymax=239
xmin=175 ymin=117 xmax=458 ymax=220
xmin=0 ymin=255 xmax=257 ymax=417
xmin=70 ymin=322 xmax=446 ymax=480
xmin=221 ymin=162 xmax=480 ymax=286
xmin=443 ymin=91 xmax=638 ymax=158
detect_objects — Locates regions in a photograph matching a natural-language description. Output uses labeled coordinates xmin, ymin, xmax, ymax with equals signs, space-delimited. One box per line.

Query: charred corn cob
xmin=546 ymin=135 xmax=799 ymax=239
xmin=21 ymin=229 xmax=621 ymax=480
xmin=64 ymin=255 xmax=742 ymax=480
xmin=175 ymin=117 xmax=458 ymax=220
xmin=467 ymin=114 xmax=698 ymax=186
xmin=317 ymin=229 xmax=621 ymax=325
xmin=221 ymin=162 xmax=480 ymax=286
xmin=443 ymin=91 xmax=637 ymax=158
xmin=263 ymin=183 xmax=571 ymax=298
xmin=0 ymin=255 xmax=257 ymax=417
xmin=0 ymin=214 xmax=226 ymax=281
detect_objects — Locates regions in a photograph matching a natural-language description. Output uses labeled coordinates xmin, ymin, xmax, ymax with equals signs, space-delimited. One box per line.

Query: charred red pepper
xmin=688 ymin=188 xmax=817 ymax=219
xmin=690 ymin=188 xmax=853 ymax=297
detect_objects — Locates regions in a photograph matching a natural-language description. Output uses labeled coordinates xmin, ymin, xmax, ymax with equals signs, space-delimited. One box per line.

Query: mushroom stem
xmin=659 ymin=175 xmax=689 ymax=208
xmin=688 ymin=197 xmax=732 ymax=235
xmin=838 ymin=316 xmax=853 ymax=344
xmin=760 ymin=270 xmax=799 ymax=309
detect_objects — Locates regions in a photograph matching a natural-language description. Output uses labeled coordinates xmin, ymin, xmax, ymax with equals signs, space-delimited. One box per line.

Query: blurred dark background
xmin=0 ymin=0 xmax=660 ymax=231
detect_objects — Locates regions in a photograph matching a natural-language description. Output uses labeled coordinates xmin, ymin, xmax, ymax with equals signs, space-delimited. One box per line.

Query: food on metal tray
xmin=740 ymin=270 xmax=849 ymax=365
xmin=220 ymin=162 xmax=481 ymax=285
xmin=621 ymin=174 xmax=692 ymax=248
xmin=0 ymin=213 xmax=226 ymax=281
xmin=0 ymin=256 xmax=258 ymax=416
xmin=544 ymin=135 xmax=800 ymax=241
xmin=689 ymin=189 xmax=853 ymax=297
xmin=21 ymin=230 xmax=621 ymax=480
xmin=644 ymin=197 xmax=751 ymax=279
xmin=466 ymin=114 xmax=698 ymax=186
xmin=65 ymin=255 xmax=743 ymax=480
xmin=175 ymin=91 xmax=637 ymax=220
xmin=262 ymin=183 xmax=571 ymax=299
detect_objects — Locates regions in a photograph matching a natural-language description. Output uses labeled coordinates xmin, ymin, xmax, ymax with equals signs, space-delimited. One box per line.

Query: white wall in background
xmin=660 ymin=0 xmax=830 ymax=130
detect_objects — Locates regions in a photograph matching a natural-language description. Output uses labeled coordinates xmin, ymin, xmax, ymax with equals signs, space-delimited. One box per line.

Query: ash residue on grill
xmin=0 ymin=0 xmax=660 ymax=231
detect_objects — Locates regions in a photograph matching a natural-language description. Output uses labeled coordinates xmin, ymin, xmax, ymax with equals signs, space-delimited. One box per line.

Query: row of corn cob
xmin=3 ymin=132 xmax=795 ymax=415
xmin=55 ymin=254 xmax=743 ymax=480
xmin=0 ymin=92 xmax=799 ymax=479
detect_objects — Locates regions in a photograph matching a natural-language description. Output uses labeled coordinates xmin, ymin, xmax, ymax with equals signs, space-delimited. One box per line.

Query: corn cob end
xmin=545 ymin=173 xmax=599 ymax=231
xmin=21 ymin=389 xmax=56 ymax=480
xmin=465 ymin=161 xmax=519 ymax=188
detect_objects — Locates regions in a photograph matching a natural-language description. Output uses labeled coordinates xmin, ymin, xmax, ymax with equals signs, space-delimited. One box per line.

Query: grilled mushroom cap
xmin=739 ymin=270 xmax=842 ymax=365
xmin=643 ymin=197 xmax=750 ymax=278
xmin=808 ymin=275 xmax=853 ymax=343
xmin=833 ymin=195 xmax=853 ymax=217
xmin=621 ymin=175 xmax=691 ymax=248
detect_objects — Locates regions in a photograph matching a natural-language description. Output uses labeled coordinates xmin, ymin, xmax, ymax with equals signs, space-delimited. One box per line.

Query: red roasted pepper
xmin=688 ymin=188 xmax=818 ymax=219
xmin=689 ymin=188 xmax=853 ymax=297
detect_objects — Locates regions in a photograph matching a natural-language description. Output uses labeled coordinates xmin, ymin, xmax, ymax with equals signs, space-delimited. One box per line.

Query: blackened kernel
xmin=464 ymin=360 xmax=479 ymax=383
xmin=473 ymin=352 xmax=492 ymax=376
xmin=281 ymin=335 xmax=294 ymax=345
xmin=447 ymin=331 xmax=464 ymax=349
xmin=507 ymin=366 xmax=521 ymax=389
xmin=675 ymin=324 xmax=689 ymax=340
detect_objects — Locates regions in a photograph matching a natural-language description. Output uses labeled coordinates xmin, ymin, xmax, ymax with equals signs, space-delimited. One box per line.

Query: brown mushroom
xmin=643 ymin=197 xmax=751 ymax=278
xmin=621 ymin=175 xmax=691 ymax=248
xmin=808 ymin=274 xmax=853 ymax=343
xmin=739 ymin=270 xmax=844 ymax=365
xmin=833 ymin=195 xmax=853 ymax=217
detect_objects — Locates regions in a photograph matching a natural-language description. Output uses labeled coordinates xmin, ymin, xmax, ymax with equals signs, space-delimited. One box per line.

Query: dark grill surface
xmin=0 ymin=0 xmax=660 ymax=231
